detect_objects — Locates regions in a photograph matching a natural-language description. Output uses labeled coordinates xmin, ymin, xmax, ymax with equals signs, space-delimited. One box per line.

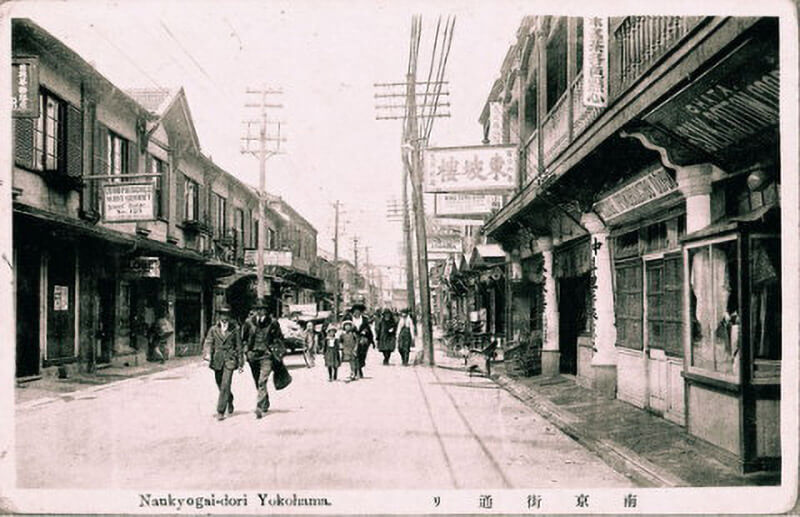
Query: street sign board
xmin=124 ymin=257 xmax=161 ymax=278
xmin=593 ymin=165 xmax=677 ymax=220
xmin=103 ymin=183 xmax=155 ymax=222
xmin=428 ymin=233 xmax=462 ymax=253
xmin=583 ymin=17 xmax=609 ymax=107
xmin=423 ymin=144 xmax=517 ymax=193
xmin=434 ymin=193 xmax=504 ymax=218
xmin=244 ymin=249 xmax=293 ymax=267
xmin=12 ymin=57 xmax=39 ymax=118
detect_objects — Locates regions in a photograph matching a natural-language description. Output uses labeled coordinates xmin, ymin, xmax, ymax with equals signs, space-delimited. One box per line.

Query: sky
xmin=9 ymin=0 xmax=528 ymax=267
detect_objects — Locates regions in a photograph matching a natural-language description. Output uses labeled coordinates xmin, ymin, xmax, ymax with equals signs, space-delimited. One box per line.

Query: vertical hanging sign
xmin=12 ymin=57 xmax=40 ymax=118
xmin=583 ymin=17 xmax=608 ymax=107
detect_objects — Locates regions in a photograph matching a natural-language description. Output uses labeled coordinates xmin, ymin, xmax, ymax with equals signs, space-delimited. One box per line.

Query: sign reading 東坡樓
xmin=435 ymin=193 xmax=504 ymax=218
xmin=423 ymin=145 xmax=517 ymax=193
xmin=583 ymin=17 xmax=608 ymax=108
xmin=12 ymin=57 xmax=39 ymax=118
xmin=593 ymin=166 xmax=678 ymax=220
xmin=103 ymin=183 xmax=155 ymax=222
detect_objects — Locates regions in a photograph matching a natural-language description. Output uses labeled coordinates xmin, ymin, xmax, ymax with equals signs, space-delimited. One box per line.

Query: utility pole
xmin=240 ymin=86 xmax=285 ymax=305
xmin=364 ymin=245 xmax=372 ymax=307
xmin=402 ymin=153 xmax=416 ymax=321
xmin=333 ymin=200 xmax=342 ymax=322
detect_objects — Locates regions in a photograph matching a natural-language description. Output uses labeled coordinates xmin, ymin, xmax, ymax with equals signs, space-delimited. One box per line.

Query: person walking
xmin=302 ymin=321 xmax=316 ymax=368
xmin=350 ymin=303 xmax=373 ymax=378
xmin=323 ymin=325 xmax=341 ymax=381
xmin=148 ymin=302 xmax=173 ymax=364
xmin=203 ymin=305 xmax=242 ymax=421
xmin=241 ymin=308 xmax=260 ymax=388
xmin=245 ymin=300 xmax=285 ymax=419
xmin=339 ymin=319 xmax=359 ymax=381
xmin=376 ymin=308 xmax=397 ymax=365
xmin=396 ymin=308 xmax=415 ymax=366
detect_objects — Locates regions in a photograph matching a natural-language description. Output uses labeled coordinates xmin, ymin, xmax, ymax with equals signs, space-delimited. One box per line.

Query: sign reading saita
xmin=593 ymin=166 xmax=678 ymax=220
xmin=435 ymin=193 xmax=504 ymax=218
xmin=244 ymin=249 xmax=293 ymax=267
xmin=103 ymin=183 xmax=155 ymax=222
xmin=583 ymin=17 xmax=608 ymax=108
xmin=423 ymin=144 xmax=517 ymax=193
xmin=12 ymin=57 xmax=39 ymax=118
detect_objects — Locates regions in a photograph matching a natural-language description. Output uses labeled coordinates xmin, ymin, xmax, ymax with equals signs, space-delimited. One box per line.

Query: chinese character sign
xmin=583 ymin=17 xmax=608 ymax=107
xmin=12 ymin=58 xmax=40 ymax=118
xmin=423 ymin=145 xmax=517 ymax=193
xmin=103 ymin=183 xmax=155 ymax=222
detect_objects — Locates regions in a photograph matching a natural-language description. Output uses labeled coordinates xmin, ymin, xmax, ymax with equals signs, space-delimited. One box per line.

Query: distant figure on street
xmin=245 ymin=300 xmax=286 ymax=419
xmin=396 ymin=308 xmax=415 ymax=366
xmin=148 ymin=302 xmax=172 ymax=364
xmin=350 ymin=303 xmax=373 ymax=378
xmin=339 ymin=319 xmax=359 ymax=381
xmin=203 ymin=305 xmax=242 ymax=421
xmin=376 ymin=308 xmax=397 ymax=365
xmin=241 ymin=309 xmax=259 ymax=388
xmin=302 ymin=321 xmax=316 ymax=368
xmin=323 ymin=325 xmax=341 ymax=381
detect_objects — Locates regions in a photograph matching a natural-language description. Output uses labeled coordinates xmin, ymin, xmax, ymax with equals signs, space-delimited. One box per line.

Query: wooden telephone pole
xmin=333 ymin=200 xmax=342 ymax=322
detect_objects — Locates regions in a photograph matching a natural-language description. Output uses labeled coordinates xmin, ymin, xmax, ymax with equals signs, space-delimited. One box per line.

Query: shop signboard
xmin=593 ymin=165 xmax=678 ymax=220
xmin=583 ymin=17 xmax=608 ymax=107
xmin=244 ymin=249 xmax=293 ymax=267
xmin=428 ymin=233 xmax=462 ymax=253
xmin=434 ymin=193 xmax=504 ymax=218
xmin=289 ymin=303 xmax=318 ymax=317
xmin=53 ymin=285 xmax=69 ymax=311
xmin=103 ymin=183 xmax=155 ymax=222
xmin=124 ymin=257 xmax=161 ymax=278
xmin=12 ymin=57 xmax=39 ymax=118
xmin=423 ymin=144 xmax=517 ymax=193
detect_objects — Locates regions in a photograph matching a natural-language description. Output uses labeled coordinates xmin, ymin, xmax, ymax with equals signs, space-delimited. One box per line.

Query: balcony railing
xmin=525 ymin=130 xmax=539 ymax=184
xmin=571 ymin=72 xmax=603 ymax=141
xmin=541 ymin=91 xmax=571 ymax=165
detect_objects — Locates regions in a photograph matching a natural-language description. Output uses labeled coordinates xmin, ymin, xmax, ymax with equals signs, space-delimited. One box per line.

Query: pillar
xmin=538 ymin=237 xmax=560 ymax=377
xmin=676 ymin=163 xmax=717 ymax=233
xmin=581 ymin=212 xmax=617 ymax=397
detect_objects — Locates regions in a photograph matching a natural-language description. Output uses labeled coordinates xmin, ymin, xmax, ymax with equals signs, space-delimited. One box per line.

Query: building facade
xmin=480 ymin=16 xmax=780 ymax=473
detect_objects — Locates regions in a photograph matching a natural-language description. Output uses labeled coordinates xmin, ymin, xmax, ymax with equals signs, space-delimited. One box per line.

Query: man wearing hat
xmin=350 ymin=302 xmax=373 ymax=378
xmin=203 ymin=304 xmax=242 ymax=421
xmin=245 ymin=299 xmax=285 ymax=419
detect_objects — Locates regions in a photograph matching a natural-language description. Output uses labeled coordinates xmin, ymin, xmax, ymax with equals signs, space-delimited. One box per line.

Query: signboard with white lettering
xmin=125 ymin=257 xmax=161 ymax=278
xmin=103 ymin=183 xmax=155 ymax=222
xmin=593 ymin=166 xmax=678 ymax=220
xmin=583 ymin=17 xmax=608 ymax=107
xmin=53 ymin=285 xmax=69 ymax=311
xmin=428 ymin=233 xmax=462 ymax=253
xmin=244 ymin=249 xmax=293 ymax=267
xmin=12 ymin=57 xmax=39 ymax=118
xmin=423 ymin=144 xmax=517 ymax=193
xmin=435 ymin=193 xmax=504 ymax=218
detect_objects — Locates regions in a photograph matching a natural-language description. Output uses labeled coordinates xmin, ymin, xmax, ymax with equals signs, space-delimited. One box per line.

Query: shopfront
xmin=553 ymin=237 xmax=591 ymax=377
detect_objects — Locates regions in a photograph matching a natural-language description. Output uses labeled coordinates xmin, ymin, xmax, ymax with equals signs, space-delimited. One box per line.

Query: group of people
xmin=203 ymin=300 xmax=417 ymax=421
xmin=321 ymin=304 xmax=416 ymax=382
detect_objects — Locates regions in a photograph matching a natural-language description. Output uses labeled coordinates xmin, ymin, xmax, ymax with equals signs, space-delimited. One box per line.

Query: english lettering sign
xmin=435 ymin=193 xmax=504 ymax=218
xmin=244 ymin=249 xmax=293 ymax=267
xmin=103 ymin=183 xmax=155 ymax=222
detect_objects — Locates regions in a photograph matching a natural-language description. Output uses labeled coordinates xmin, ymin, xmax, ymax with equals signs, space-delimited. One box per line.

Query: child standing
xmin=339 ymin=320 xmax=359 ymax=381
xmin=323 ymin=326 xmax=341 ymax=381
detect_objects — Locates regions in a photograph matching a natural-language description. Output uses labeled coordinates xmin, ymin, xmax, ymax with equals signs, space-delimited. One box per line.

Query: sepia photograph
xmin=0 ymin=0 xmax=797 ymax=514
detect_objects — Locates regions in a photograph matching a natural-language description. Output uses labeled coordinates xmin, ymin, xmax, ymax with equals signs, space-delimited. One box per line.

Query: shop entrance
xmin=15 ymin=245 xmax=40 ymax=377
xmin=97 ymin=279 xmax=115 ymax=364
xmin=558 ymin=274 xmax=589 ymax=375
xmin=45 ymin=244 xmax=76 ymax=363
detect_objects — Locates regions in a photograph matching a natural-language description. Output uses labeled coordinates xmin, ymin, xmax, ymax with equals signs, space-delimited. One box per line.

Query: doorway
xmin=558 ymin=274 xmax=589 ymax=375
xmin=15 ymin=244 xmax=41 ymax=377
xmin=45 ymin=244 xmax=76 ymax=363
xmin=97 ymin=279 xmax=115 ymax=364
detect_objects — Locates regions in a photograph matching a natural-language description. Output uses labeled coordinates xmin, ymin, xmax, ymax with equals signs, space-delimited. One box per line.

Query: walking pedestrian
xmin=396 ymin=308 xmax=415 ymax=366
xmin=302 ymin=321 xmax=316 ymax=368
xmin=241 ymin=309 xmax=260 ymax=388
xmin=323 ymin=325 xmax=341 ymax=381
xmin=203 ymin=305 xmax=242 ymax=421
xmin=350 ymin=303 xmax=373 ymax=378
xmin=245 ymin=300 xmax=286 ymax=419
xmin=376 ymin=308 xmax=397 ymax=365
xmin=148 ymin=302 xmax=172 ymax=364
xmin=339 ymin=319 xmax=359 ymax=381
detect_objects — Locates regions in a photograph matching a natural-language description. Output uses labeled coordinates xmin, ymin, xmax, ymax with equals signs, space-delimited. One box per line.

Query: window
xmin=235 ymin=208 xmax=244 ymax=247
xmin=184 ymin=177 xmax=199 ymax=221
xmin=213 ymin=194 xmax=227 ymax=237
xmin=687 ymin=238 xmax=739 ymax=379
xmin=150 ymin=156 xmax=165 ymax=218
xmin=615 ymin=260 xmax=643 ymax=350
xmin=34 ymin=91 xmax=64 ymax=171
xmin=750 ymin=236 xmax=780 ymax=379
xmin=614 ymin=230 xmax=639 ymax=259
xmin=252 ymin=217 xmax=259 ymax=248
xmin=107 ymin=131 xmax=129 ymax=180
xmin=546 ymin=20 xmax=568 ymax=111
xmin=267 ymin=228 xmax=276 ymax=249
xmin=646 ymin=254 xmax=682 ymax=356
xmin=575 ymin=18 xmax=584 ymax=74
xmin=524 ymin=79 xmax=538 ymax=130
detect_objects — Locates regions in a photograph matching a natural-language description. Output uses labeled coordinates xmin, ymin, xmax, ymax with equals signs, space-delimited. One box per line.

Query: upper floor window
xmin=235 ymin=208 xmax=245 ymax=245
xmin=546 ymin=20 xmax=568 ymax=111
xmin=575 ymin=18 xmax=584 ymax=75
xmin=184 ymin=177 xmax=199 ymax=221
xmin=213 ymin=193 xmax=227 ymax=238
xmin=150 ymin=156 xmax=165 ymax=218
xmin=251 ymin=215 xmax=259 ymax=248
xmin=34 ymin=91 xmax=64 ymax=171
xmin=107 ymin=131 xmax=129 ymax=180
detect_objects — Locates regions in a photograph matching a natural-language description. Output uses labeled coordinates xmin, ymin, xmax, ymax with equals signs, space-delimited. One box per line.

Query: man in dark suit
xmin=203 ymin=305 xmax=242 ymax=421
xmin=246 ymin=300 xmax=285 ymax=419
xmin=350 ymin=303 xmax=373 ymax=378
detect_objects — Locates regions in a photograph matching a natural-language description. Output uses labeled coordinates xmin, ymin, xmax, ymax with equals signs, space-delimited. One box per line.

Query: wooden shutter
xmin=14 ymin=118 xmax=34 ymax=169
xmin=127 ymin=136 xmax=139 ymax=176
xmin=92 ymin=125 xmax=109 ymax=213
xmin=161 ymin=158 xmax=170 ymax=220
xmin=65 ymin=104 xmax=83 ymax=179
xmin=176 ymin=173 xmax=185 ymax=222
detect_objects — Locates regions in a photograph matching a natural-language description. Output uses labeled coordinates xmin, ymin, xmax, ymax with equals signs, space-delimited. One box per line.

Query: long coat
xmin=352 ymin=316 xmax=373 ymax=348
xmin=204 ymin=322 xmax=242 ymax=371
xmin=377 ymin=313 xmax=397 ymax=352
xmin=323 ymin=337 xmax=341 ymax=368
xmin=247 ymin=316 xmax=285 ymax=361
xmin=339 ymin=332 xmax=358 ymax=362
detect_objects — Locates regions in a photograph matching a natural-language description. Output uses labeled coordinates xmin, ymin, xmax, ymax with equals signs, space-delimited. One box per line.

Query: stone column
xmin=676 ymin=163 xmax=717 ymax=233
xmin=581 ymin=212 xmax=617 ymax=397
xmin=538 ymin=237 xmax=560 ymax=377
